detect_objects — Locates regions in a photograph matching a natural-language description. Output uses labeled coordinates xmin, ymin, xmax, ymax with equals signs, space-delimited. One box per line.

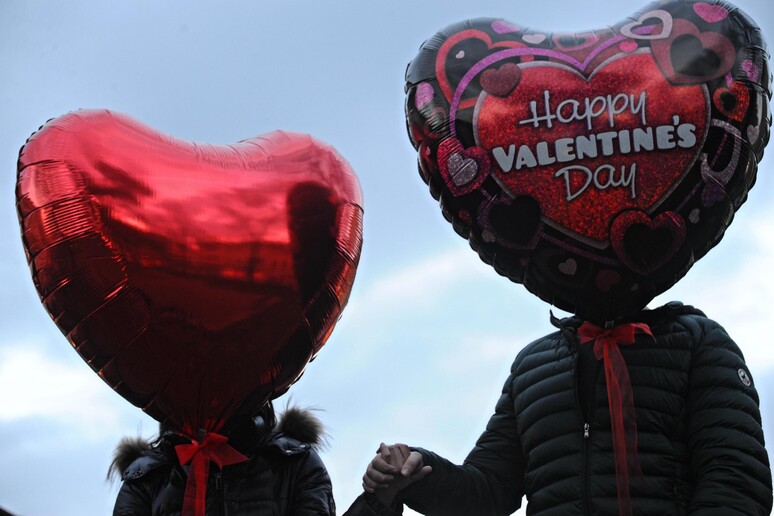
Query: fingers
xmin=363 ymin=444 xmax=401 ymax=493
xmin=391 ymin=443 xmax=408 ymax=469
xmin=395 ymin=443 xmax=411 ymax=466
xmin=376 ymin=443 xmax=410 ymax=471
xmin=399 ymin=451 xmax=425 ymax=477
xmin=369 ymin=455 xmax=397 ymax=478
xmin=363 ymin=461 xmax=394 ymax=492
xmin=363 ymin=443 xmax=430 ymax=494
xmin=377 ymin=442 xmax=392 ymax=463
xmin=412 ymin=464 xmax=432 ymax=481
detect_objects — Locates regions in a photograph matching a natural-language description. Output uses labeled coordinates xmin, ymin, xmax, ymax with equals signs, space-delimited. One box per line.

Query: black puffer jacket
xmin=357 ymin=303 xmax=773 ymax=515
xmin=111 ymin=407 xmax=335 ymax=516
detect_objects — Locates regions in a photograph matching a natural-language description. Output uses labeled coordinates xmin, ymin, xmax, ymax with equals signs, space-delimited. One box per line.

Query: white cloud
xmin=0 ymin=343 xmax=133 ymax=439
xmin=348 ymin=245 xmax=489 ymax=317
xmin=437 ymin=335 xmax=528 ymax=375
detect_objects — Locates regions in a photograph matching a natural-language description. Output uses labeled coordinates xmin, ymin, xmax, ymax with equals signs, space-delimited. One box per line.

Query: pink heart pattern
xmin=693 ymin=2 xmax=729 ymax=23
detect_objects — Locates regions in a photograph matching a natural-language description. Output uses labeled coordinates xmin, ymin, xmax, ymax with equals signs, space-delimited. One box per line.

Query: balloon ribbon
xmin=577 ymin=321 xmax=653 ymax=516
xmin=175 ymin=432 xmax=249 ymax=516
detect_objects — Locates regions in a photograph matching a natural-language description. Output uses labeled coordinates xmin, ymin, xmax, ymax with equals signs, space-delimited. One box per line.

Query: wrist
xmin=374 ymin=488 xmax=399 ymax=507
xmin=365 ymin=491 xmax=403 ymax=515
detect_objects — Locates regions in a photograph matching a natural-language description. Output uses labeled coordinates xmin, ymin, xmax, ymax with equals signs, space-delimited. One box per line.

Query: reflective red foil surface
xmin=16 ymin=110 xmax=364 ymax=438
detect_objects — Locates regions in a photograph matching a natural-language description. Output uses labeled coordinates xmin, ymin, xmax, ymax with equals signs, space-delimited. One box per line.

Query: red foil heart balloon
xmin=16 ymin=110 xmax=363 ymax=438
xmin=405 ymin=0 xmax=770 ymax=322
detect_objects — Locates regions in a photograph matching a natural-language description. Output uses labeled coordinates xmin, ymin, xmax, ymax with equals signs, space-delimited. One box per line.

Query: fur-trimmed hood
xmin=109 ymin=406 xmax=326 ymax=481
xmin=274 ymin=405 xmax=327 ymax=447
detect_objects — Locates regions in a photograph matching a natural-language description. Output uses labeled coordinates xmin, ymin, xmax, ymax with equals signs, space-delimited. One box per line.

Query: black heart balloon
xmin=405 ymin=0 xmax=771 ymax=322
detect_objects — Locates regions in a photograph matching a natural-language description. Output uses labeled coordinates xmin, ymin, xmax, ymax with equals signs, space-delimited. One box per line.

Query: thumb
xmin=411 ymin=465 xmax=432 ymax=481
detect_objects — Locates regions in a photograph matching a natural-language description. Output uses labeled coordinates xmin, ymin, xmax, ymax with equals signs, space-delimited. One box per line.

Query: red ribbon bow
xmin=175 ymin=432 xmax=249 ymax=516
xmin=577 ymin=321 xmax=653 ymax=516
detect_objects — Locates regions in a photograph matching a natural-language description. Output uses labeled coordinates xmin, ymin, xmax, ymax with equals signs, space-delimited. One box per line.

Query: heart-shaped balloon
xmin=16 ymin=110 xmax=363 ymax=438
xmin=405 ymin=0 xmax=770 ymax=322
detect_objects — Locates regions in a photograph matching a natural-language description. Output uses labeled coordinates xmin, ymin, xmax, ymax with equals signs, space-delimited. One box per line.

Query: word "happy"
xmin=519 ymin=90 xmax=648 ymax=130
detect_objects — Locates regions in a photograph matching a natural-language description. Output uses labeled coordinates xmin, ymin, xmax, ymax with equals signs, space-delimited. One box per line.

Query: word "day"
xmin=555 ymin=163 xmax=637 ymax=201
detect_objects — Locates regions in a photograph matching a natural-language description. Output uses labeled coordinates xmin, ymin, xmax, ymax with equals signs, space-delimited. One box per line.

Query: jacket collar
xmin=111 ymin=406 xmax=325 ymax=481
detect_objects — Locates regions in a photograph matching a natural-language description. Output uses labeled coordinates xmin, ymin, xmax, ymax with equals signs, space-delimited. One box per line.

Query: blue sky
xmin=1 ymin=1 xmax=773 ymax=514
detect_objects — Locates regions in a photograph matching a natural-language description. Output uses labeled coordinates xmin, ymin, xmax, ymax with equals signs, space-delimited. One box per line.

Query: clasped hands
xmin=362 ymin=443 xmax=433 ymax=506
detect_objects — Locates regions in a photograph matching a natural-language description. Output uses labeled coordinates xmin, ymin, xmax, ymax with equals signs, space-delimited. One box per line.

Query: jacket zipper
xmin=214 ymin=470 xmax=226 ymax=516
xmin=575 ymin=348 xmax=599 ymax=516
xmin=582 ymin=421 xmax=592 ymax=514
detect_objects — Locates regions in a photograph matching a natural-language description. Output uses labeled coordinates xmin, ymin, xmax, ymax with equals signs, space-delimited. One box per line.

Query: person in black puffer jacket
xmin=110 ymin=402 xmax=335 ymax=515
xmin=347 ymin=302 xmax=773 ymax=516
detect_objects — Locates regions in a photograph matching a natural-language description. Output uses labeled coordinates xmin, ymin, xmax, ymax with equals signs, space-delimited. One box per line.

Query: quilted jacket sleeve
xmin=400 ymin=361 xmax=526 ymax=516
xmin=113 ymin=476 xmax=155 ymax=516
xmin=290 ymin=449 xmax=336 ymax=515
xmin=684 ymin=316 xmax=773 ymax=515
xmin=342 ymin=493 xmax=403 ymax=516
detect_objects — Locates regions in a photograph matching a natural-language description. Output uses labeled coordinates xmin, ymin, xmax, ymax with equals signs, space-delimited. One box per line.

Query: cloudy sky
xmin=1 ymin=1 xmax=773 ymax=514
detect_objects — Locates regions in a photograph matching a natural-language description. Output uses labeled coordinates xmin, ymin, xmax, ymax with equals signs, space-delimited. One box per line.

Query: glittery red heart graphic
xmin=475 ymin=53 xmax=707 ymax=242
xmin=480 ymin=63 xmax=522 ymax=97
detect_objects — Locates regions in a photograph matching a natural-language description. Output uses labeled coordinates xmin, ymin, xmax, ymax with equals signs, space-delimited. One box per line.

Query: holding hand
xmin=362 ymin=443 xmax=432 ymax=506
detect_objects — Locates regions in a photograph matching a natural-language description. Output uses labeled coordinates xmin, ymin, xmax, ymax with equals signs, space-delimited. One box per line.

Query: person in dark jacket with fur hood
xmin=110 ymin=402 xmax=335 ymax=515
xmin=347 ymin=303 xmax=773 ymax=516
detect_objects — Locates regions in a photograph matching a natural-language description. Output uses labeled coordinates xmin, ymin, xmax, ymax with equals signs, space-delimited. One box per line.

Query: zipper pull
xmin=215 ymin=471 xmax=223 ymax=490
xmin=583 ymin=423 xmax=590 ymax=439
